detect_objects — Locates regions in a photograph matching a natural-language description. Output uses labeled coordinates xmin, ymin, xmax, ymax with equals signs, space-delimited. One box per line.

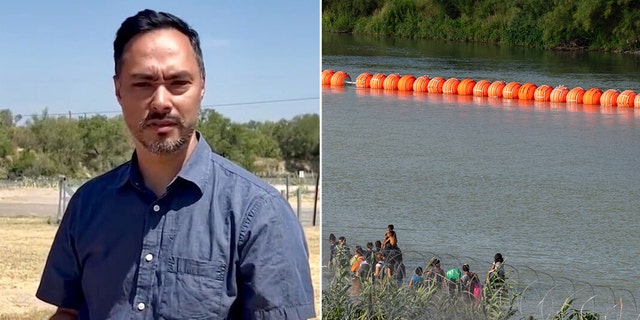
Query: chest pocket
xmin=158 ymin=257 xmax=226 ymax=319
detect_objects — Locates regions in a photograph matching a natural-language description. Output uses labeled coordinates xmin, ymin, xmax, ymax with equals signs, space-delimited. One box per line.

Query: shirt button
xmin=153 ymin=205 xmax=160 ymax=212
xmin=137 ymin=302 xmax=145 ymax=311
xmin=145 ymin=253 xmax=153 ymax=262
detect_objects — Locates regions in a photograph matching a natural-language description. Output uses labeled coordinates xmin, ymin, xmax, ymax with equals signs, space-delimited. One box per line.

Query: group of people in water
xmin=328 ymin=225 xmax=507 ymax=302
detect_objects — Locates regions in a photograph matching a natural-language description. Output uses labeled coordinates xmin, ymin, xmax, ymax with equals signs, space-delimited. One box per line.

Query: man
xmin=36 ymin=9 xmax=315 ymax=320
xmin=333 ymin=236 xmax=351 ymax=269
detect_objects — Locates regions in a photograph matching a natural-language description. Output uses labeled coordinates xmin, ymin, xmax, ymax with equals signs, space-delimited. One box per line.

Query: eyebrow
xmin=130 ymin=71 xmax=193 ymax=81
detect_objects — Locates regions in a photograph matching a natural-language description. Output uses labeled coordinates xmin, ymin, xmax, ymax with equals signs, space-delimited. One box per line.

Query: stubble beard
xmin=136 ymin=118 xmax=196 ymax=156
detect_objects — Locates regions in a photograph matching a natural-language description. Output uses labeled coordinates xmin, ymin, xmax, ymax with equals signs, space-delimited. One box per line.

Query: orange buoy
xmin=458 ymin=78 xmax=476 ymax=95
xmin=488 ymin=81 xmax=506 ymax=98
xmin=550 ymin=85 xmax=569 ymax=103
xmin=534 ymin=84 xmax=553 ymax=101
xmin=370 ymin=73 xmax=387 ymax=89
xmin=635 ymin=95 xmax=640 ymax=108
xmin=583 ymin=88 xmax=603 ymax=105
xmin=518 ymin=82 xmax=537 ymax=100
xmin=567 ymin=87 xmax=586 ymax=104
xmin=383 ymin=73 xmax=401 ymax=90
xmin=356 ymin=72 xmax=373 ymax=88
xmin=617 ymin=90 xmax=636 ymax=108
xmin=322 ymin=69 xmax=335 ymax=86
xmin=330 ymin=71 xmax=351 ymax=87
xmin=427 ymin=77 xmax=446 ymax=93
xmin=443 ymin=77 xmax=461 ymax=94
xmin=398 ymin=74 xmax=416 ymax=91
xmin=503 ymin=82 xmax=522 ymax=99
xmin=413 ymin=76 xmax=430 ymax=92
xmin=473 ymin=80 xmax=491 ymax=97
xmin=600 ymin=89 xmax=619 ymax=107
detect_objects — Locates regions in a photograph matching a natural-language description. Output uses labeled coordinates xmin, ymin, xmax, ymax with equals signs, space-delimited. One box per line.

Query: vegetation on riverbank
xmin=322 ymin=0 xmax=640 ymax=53
xmin=0 ymin=109 xmax=319 ymax=179
xmin=322 ymin=264 xmax=602 ymax=320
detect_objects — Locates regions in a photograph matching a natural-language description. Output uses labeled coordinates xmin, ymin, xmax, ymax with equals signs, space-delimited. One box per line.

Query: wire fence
xmin=0 ymin=172 xmax=320 ymax=226
xmin=323 ymin=248 xmax=640 ymax=319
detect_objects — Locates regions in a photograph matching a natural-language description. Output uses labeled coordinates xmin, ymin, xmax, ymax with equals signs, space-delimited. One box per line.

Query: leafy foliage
xmin=323 ymin=0 xmax=640 ymax=51
xmin=0 ymin=108 xmax=318 ymax=178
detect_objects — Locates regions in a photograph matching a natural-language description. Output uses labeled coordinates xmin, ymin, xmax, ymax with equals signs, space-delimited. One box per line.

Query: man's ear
xmin=113 ymin=75 xmax=122 ymax=101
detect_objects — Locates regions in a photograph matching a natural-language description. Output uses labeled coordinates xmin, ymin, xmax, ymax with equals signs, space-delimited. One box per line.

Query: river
xmin=322 ymin=33 xmax=640 ymax=318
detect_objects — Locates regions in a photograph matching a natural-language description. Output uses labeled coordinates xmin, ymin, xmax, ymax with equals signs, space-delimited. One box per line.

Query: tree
xmin=276 ymin=114 xmax=320 ymax=172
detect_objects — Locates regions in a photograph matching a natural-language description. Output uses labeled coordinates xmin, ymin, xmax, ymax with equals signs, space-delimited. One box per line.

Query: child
xmin=409 ymin=266 xmax=424 ymax=287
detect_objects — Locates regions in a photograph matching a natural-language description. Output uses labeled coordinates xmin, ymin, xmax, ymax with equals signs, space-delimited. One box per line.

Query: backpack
xmin=470 ymin=281 xmax=483 ymax=302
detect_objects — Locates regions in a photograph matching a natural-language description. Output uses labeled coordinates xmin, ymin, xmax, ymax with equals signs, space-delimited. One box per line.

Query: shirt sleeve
xmin=233 ymin=193 xmax=315 ymax=320
xmin=35 ymin=195 xmax=84 ymax=310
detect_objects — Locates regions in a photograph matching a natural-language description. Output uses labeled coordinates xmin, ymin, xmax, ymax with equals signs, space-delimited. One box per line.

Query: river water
xmin=322 ymin=33 xmax=640 ymax=318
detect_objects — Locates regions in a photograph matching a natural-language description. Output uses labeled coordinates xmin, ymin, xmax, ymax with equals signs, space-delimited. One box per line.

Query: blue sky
xmin=0 ymin=1 xmax=320 ymax=124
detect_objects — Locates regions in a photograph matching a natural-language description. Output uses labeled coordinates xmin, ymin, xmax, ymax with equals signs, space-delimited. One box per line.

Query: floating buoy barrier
xmin=383 ymin=73 xmax=401 ymax=90
xmin=473 ymin=80 xmax=491 ymax=97
xmin=534 ymin=85 xmax=552 ymax=101
xmin=322 ymin=69 xmax=335 ymax=86
xmin=356 ymin=72 xmax=372 ymax=88
xmin=413 ymin=76 xmax=430 ymax=92
xmin=443 ymin=78 xmax=460 ymax=94
xmin=488 ymin=81 xmax=506 ymax=98
xmin=323 ymin=70 xmax=640 ymax=109
xmin=428 ymin=77 xmax=445 ymax=93
xmin=617 ymin=90 xmax=636 ymax=108
xmin=330 ymin=71 xmax=351 ymax=87
xmin=550 ymin=85 xmax=568 ymax=103
xmin=458 ymin=78 xmax=476 ymax=95
xmin=600 ymin=89 xmax=618 ymax=107
xmin=503 ymin=82 xmax=521 ymax=99
xmin=567 ymin=87 xmax=585 ymax=104
xmin=583 ymin=88 xmax=602 ymax=105
xmin=518 ymin=83 xmax=537 ymax=100
xmin=398 ymin=74 xmax=416 ymax=91
xmin=370 ymin=73 xmax=386 ymax=89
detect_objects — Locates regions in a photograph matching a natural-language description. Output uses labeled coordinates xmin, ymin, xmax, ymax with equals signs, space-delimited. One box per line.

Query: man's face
xmin=114 ymin=28 xmax=204 ymax=155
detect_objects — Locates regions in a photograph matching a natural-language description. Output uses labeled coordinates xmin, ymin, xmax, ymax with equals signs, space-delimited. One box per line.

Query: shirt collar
xmin=115 ymin=131 xmax=212 ymax=194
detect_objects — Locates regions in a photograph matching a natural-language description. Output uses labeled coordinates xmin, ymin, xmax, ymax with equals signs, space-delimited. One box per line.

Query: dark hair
xmin=366 ymin=242 xmax=373 ymax=249
xmin=329 ymin=233 xmax=336 ymax=241
xmin=113 ymin=9 xmax=205 ymax=78
xmin=338 ymin=236 xmax=346 ymax=242
xmin=415 ymin=266 xmax=423 ymax=274
xmin=388 ymin=224 xmax=394 ymax=230
xmin=494 ymin=253 xmax=504 ymax=263
xmin=462 ymin=264 xmax=470 ymax=272
xmin=356 ymin=247 xmax=365 ymax=256
xmin=375 ymin=240 xmax=382 ymax=248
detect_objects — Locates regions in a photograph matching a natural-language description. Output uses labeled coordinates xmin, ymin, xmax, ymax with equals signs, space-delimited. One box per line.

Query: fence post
xmin=56 ymin=176 xmax=63 ymax=224
xmin=296 ymin=188 xmax=301 ymax=220
xmin=313 ymin=173 xmax=319 ymax=226
xmin=285 ymin=175 xmax=289 ymax=201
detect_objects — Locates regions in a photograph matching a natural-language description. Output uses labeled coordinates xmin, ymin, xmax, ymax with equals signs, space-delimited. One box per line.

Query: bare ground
xmin=0 ymin=188 xmax=321 ymax=319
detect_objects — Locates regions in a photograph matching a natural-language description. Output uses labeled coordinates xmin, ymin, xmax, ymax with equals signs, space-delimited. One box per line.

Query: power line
xmin=13 ymin=96 xmax=320 ymax=118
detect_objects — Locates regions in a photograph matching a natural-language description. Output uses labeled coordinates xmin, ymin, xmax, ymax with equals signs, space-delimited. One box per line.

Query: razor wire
xmin=323 ymin=247 xmax=640 ymax=319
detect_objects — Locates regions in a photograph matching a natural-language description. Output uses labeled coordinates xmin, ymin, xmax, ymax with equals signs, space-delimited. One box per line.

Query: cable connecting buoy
xmin=322 ymin=70 xmax=640 ymax=108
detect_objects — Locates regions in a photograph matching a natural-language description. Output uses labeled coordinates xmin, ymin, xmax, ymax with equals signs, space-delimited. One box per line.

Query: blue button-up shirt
xmin=36 ymin=133 xmax=315 ymax=319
